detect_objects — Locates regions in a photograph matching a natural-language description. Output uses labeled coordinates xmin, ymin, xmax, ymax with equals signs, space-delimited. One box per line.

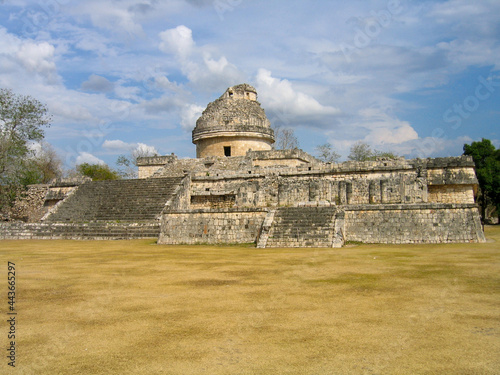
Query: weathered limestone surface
xmin=0 ymin=83 xmax=486 ymax=246
xmin=192 ymin=84 xmax=275 ymax=158
xmin=265 ymin=206 xmax=343 ymax=248
xmin=158 ymin=209 xmax=267 ymax=244
xmin=0 ymin=222 xmax=159 ymax=240
xmin=44 ymin=177 xmax=184 ymax=222
xmin=344 ymin=203 xmax=485 ymax=244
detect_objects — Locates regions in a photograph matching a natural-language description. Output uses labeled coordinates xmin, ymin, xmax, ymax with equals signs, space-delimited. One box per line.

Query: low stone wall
xmin=344 ymin=203 xmax=485 ymax=244
xmin=0 ymin=222 xmax=160 ymax=240
xmin=158 ymin=208 xmax=267 ymax=244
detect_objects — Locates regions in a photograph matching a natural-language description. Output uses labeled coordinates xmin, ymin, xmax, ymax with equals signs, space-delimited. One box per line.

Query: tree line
xmin=1 ymin=88 xmax=498 ymax=222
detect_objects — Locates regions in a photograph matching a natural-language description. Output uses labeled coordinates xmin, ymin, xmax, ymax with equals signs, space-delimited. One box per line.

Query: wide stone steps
xmin=0 ymin=222 xmax=160 ymax=240
xmin=45 ymin=177 xmax=184 ymax=223
xmin=265 ymin=207 xmax=338 ymax=248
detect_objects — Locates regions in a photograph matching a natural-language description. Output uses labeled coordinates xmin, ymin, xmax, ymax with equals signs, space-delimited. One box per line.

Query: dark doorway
xmin=224 ymin=146 xmax=231 ymax=157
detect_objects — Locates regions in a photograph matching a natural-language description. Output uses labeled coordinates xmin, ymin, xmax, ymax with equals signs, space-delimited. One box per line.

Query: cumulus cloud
xmin=356 ymin=107 xmax=419 ymax=145
xmin=102 ymin=140 xmax=158 ymax=157
xmin=159 ymin=25 xmax=194 ymax=58
xmin=180 ymin=103 xmax=204 ymax=131
xmin=0 ymin=30 xmax=60 ymax=85
xmin=186 ymin=54 xmax=245 ymax=90
xmin=133 ymin=143 xmax=158 ymax=157
xmin=75 ymin=152 xmax=106 ymax=165
xmin=158 ymin=25 xmax=245 ymax=91
xmin=255 ymin=69 xmax=341 ymax=127
xmin=16 ymin=42 xmax=57 ymax=76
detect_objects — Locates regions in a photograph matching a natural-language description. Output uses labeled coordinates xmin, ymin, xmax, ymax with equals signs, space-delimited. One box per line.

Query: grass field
xmin=1 ymin=226 xmax=500 ymax=374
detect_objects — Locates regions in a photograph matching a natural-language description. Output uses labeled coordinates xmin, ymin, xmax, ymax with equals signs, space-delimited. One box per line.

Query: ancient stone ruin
xmin=0 ymin=84 xmax=486 ymax=246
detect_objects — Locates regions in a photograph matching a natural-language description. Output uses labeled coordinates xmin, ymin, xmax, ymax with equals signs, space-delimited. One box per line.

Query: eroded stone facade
xmin=0 ymin=84 xmax=486 ymax=246
xmin=192 ymin=84 xmax=275 ymax=158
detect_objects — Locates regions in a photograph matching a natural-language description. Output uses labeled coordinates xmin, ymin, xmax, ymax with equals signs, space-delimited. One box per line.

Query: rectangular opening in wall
xmin=224 ymin=146 xmax=231 ymax=157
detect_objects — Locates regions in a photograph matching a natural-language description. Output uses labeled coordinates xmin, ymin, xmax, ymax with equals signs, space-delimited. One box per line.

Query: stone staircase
xmin=256 ymin=209 xmax=276 ymax=248
xmin=45 ymin=177 xmax=184 ymax=223
xmin=18 ymin=177 xmax=186 ymax=239
xmin=264 ymin=206 xmax=344 ymax=248
xmin=0 ymin=222 xmax=161 ymax=240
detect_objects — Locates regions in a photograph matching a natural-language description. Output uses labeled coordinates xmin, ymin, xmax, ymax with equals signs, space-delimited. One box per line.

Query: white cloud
xmin=397 ymin=135 xmax=474 ymax=159
xmin=133 ymin=143 xmax=158 ymax=157
xmin=437 ymin=39 xmax=500 ymax=71
xmin=102 ymin=139 xmax=136 ymax=153
xmin=77 ymin=1 xmax=144 ymax=38
xmin=75 ymin=152 xmax=105 ymax=165
xmin=158 ymin=25 xmax=245 ymax=91
xmin=255 ymin=69 xmax=341 ymax=126
xmin=357 ymin=107 xmax=419 ymax=145
xmin=139 ymin=95 xmax=183 ymax=115
xmin=180 ymin=104 xmax=204 ymax=131
xmin=159 ymin=25 xmax=194 ymax=58
xmin=0 ymin=28 xmax=60 ymax=85
xmin=186 ymin=54 xmax=245 ymax=90
xmin=48 ymin=101 xmax=96 ymax=123
xmin=102 ymin=140 xmax=158 ymax=157
xmin=16 ymin=42 xmax=56 ymax=76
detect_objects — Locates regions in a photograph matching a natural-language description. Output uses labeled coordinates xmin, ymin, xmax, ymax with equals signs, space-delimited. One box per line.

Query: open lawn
xmin=1 ymin=226 xmax=500 ymax=374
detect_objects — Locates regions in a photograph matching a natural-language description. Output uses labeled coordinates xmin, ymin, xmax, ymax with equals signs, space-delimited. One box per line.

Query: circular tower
xmin=192 ymin=84 xmax=275 ymax=158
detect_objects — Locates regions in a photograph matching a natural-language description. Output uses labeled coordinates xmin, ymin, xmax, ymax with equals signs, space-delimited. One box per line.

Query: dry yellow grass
xmin=1 ymin=226 xmax=500 ymax=374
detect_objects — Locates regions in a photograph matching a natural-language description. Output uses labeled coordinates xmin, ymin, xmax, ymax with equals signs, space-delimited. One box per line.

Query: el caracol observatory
xmin=192 ymin=84 xmax=275 ymax=158
xmin=0 ymin=83 xmax=486 ymax=248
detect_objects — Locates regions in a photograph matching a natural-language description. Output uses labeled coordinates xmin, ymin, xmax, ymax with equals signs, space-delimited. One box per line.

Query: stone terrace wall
xmin=0 ymin=222 xmax=160 ymax=240
xmin=158 ymin=208 xmax=267 ymax=244
xmin=344 ymin=203 xmax=485 ymax=244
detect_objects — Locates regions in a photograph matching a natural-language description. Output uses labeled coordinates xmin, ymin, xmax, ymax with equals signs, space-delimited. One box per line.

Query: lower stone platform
xmin=0 ymin=221 xmax=160 ymax=240
xmin=344 ymin=203 xmax=485 ymax=244
xmin=0 ymin=203 xmax=485 ymax=246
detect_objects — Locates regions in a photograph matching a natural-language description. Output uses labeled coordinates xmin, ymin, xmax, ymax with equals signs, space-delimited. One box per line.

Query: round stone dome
xmin=192 ymin=84 xmax=275 ymax=158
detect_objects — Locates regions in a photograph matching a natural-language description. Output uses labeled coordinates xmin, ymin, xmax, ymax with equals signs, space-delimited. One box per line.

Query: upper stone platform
xmin=192 ymin=84 xmax=275 ymax=158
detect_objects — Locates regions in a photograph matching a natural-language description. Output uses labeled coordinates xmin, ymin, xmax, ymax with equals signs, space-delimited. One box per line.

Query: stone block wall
xmin=344 ymin=203 xmax=485 ymax=244
xmin=158 ymin=209 xmax=267 ymax=244
xmin=427 ymin=184 xmax=475 ymax=204
xmin=0 ymin=222 xmax=160 ymax=240
xmin=196 ymin=135 xmax=273 ymax=158
xmin=190 ymin=195 xmax=236 ymax=209
xmin=10 ymin=184 xmax=49 ymax=222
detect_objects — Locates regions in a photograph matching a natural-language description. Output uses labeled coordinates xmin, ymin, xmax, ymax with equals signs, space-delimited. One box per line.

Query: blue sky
xmin=1 ymin=0 xmax=499 ymax=168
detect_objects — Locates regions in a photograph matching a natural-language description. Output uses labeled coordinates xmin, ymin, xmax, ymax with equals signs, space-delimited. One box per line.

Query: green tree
xmin=315 ymin=143 xmax=341 ymax=163
xmin=348 ymin=141 xmax=373 ymax=161
xmin=348 ymin=141 xmax=398 ymax=161
xmin=19 ymin=142 xmax=62 ymax=185
xmin=0 ymin=88 xmax=52 ymax=212
xmin=463 ymin=138 xmax=500 ymax=221
xmin=77 ymin=163 xmax=121 ymax=181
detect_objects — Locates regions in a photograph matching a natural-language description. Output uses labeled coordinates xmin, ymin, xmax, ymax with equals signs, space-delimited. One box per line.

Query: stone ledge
xmin=344 ymin=203 xmax=478 ymax=211
xmin=165 ymin=208 xmax=268 ymax=214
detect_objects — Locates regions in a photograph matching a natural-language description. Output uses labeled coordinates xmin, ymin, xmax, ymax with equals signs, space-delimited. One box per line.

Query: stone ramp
xmin=264 ymin=206 xmax=343 ymax=248
xmin=45 ymin=177 xmax=184 ymax=223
